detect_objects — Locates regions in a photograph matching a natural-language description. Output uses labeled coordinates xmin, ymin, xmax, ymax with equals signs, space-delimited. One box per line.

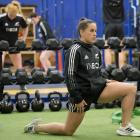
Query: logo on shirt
xmin=95 ymin=53 xmax=99 ymax=59
xmin=15 ymin=22 xmax=20 ymax=26
xmin=86 ymin=62 xmax=99 ymax=70
xmin=84 ymin=54 xmax=89 ymax=60
xmin=6 ymin=28 xmax=18 ymax=32
xmin=5 ymin=23 xmax=8 ymax=26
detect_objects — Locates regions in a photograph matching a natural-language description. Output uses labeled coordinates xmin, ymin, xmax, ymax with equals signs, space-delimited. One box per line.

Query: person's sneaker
xmin=116 ymin=123 xmax=140 ymax=137
xmin=24 ymin=119 xmax=41 ymax=133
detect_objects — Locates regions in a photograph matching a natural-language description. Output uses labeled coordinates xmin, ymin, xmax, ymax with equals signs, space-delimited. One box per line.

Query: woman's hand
xmin=75 ymin=100 xmax=87 ymax=113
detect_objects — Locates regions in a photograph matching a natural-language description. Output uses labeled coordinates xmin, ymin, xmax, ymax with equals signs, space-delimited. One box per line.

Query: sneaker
xmin=116 ymin=123 xmax=140 ymax=137
xmin=24 ymin=119 xmax=41 ymax=133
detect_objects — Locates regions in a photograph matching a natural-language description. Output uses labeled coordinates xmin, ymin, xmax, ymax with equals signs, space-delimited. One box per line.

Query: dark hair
xmin=77 ymin=18 xmax=96 ymax=36
xmin=29 ymin=12 xmax=38 ymax=18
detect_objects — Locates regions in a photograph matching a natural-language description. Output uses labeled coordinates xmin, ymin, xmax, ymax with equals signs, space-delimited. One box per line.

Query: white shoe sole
xmin=117 ymin=130 xmax=140 ymax=137
xmin=24 ymin=119 xmax=41 ymax=133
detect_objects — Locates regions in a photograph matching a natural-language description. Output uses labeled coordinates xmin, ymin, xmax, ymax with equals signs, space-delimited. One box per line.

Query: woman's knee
xmin=64 ymin=130 xmax=75 ymax=136
xmin=63 ymin=125 xmax=76 ymax=136
xmin=40 ymin=53 xmax=49 ymax=62
xmin=128 ymin=84 xmax=137 ymax=95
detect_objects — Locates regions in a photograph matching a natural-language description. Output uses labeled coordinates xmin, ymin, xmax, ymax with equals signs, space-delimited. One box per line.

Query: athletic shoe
xmin=116 ymin=123 xmax=140 ymax=137
xmin=24 ymin=119 xmax=41 ymax=133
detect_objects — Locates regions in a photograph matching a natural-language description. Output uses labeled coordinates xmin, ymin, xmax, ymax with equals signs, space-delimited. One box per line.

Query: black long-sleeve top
xmin=37 ymin=18 xmax=54 ymax=45
xmin=64 ymin=40 xmax=106 ymax=104
xmin=103 ymin=0 xmax=125 ymax=23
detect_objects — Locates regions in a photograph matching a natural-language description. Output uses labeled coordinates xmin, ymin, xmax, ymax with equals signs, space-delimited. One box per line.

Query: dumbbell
xmin=15 ymin=40 xmax=26 ymax=51
xmin=111 ymin=68 xmax=126 ymax=82
xmin=47 ymin=69 xmax=64 ymax=84
xmin=0 ymin=40 xmax=9 ymax=51
xmin=46 ymin=38 xmax=61 ymax=50
xmin=0 ymin=68 xmax=12 ymax=85
xmin=105 ymin=64 xmax=117 ymax=79
xmin=107 ymin=37 xmax=121 ymax=50
xmin=32 ymin=39 xmax=60 ymax=51
xmin=122 ymin=37 xmax=137 ymax=49
xmin=31 ymin=90 xmax=44 ymax=112
xmin=135 ymin=95 xmax=140 ymax=107
xmin=47 ymin=67 xmax=64 ymax=84
xmin=15 ymin=91 xmax=30 ymax=112
xmin=107 ymin=37 xmax=122 ymax=67
xmin=31 ymin=39 xmax=44 ymax=50
xmin=47 ymin=67 xmax=56 ymax=76
xmin=115 ymin=99 xmax=121 ymax=108
xmin=1 ymin=92 xmax=13 ymax=114
xmin=31 ymin=67 xmax=45 ymax=84
xmin=121 ymin=64 xmax=140 ymax=81
xmin=127 ymin=68 xmax=140 ymax=81
xmin=94 ymin=38 xmax=105 ymax=49
xmin=105 ymin=65 xmax=126 ymax=81
xmin=61 ymin=38 xmax=73 ymax=50
xmin=48 ymin=91 xmax=62 ymax=111
xmin=100 ymin=68 xmax=109 ymax=79
xmin=94 ymin=103 xmax=104 ymax=109
xmin=15 ymin=68 xmax=28 ymax=85
xmin=105 ymin=101 xmax=115 ymax=109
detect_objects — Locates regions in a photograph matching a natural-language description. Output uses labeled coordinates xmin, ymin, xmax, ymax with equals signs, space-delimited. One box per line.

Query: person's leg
xmin=97 ymin=81 xmax=140 ymax=136
xmin=34 ymin=52 xmax=41 ymax=67
xmin=119 ymin=50 xmax=126 ymax=68
xmin=104 ymin=23 xmax=115 ymax=66
xmin=115 ymin=23 xmax=125 ymax=68
xmin=98 ymin=81 xmax=136 ymax=127
xmin=9 ymin=53 xmax=26 ymax=90
xmin=9 ymin=53 xmax=22 ymax=69
xmin=2 ymin=52 xmax=6 ymax=67
xmin=36 ymin=112 xmax=85 ymax=135
xmin=49 ymin=51 xmax=56 ymax=66
xmin=40 ymin=50 xmax=55 ymax=73
xmin=104 ymin=49 xmax=113 ymax=66
xmin=25 ymin=112 xmax=85 ymax=136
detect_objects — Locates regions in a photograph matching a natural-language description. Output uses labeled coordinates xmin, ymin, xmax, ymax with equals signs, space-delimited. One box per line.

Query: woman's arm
xmin=20 ymin=26 xmax=28 ymax=41
xmin=64 ymin=45 xmax=83 ymax=104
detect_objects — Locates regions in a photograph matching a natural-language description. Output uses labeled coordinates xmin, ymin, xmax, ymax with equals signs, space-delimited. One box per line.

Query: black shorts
xmin=105 ymin=23 xmax=124 ymax=40
xmin=67 ymin=80 xmax=107 ymax=112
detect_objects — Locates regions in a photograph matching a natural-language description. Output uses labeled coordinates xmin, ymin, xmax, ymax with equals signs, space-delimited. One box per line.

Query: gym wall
xmin=0 ymin=0 xmax=138 ymax=38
